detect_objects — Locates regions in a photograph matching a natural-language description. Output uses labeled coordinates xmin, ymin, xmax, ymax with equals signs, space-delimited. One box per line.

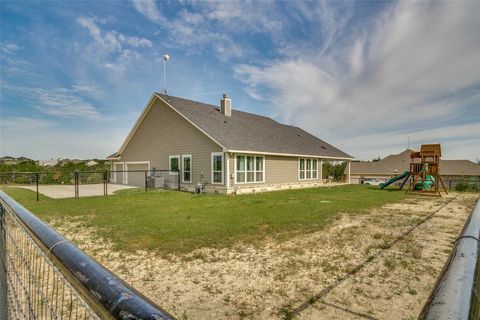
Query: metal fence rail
xmin=0 ymin=169 xmax=180 ymax=201
xmin=0 ymin=189 xmax=175 ymax=320
xmin=419 ymin=198 xmax=480 ymax=319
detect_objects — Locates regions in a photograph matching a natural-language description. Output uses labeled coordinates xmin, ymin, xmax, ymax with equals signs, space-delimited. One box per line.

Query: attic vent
xmin=321 ymin=146 xmax=326 ymax=149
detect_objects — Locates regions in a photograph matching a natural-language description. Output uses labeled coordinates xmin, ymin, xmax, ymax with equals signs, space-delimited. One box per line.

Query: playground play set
xmin=380 ymin=144 xmax=448 ymax=196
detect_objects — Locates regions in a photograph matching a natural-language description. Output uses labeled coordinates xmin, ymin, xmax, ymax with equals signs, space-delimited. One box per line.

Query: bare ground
xmin=50 ymin=192 xmax=478 ymax=320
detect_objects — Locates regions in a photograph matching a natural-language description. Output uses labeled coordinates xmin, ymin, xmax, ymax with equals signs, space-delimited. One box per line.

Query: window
xmin=211 ymin=152 xmax=223 ymax=184
xmin=169 ymin=155 xmax=179 ymax=174
xmin=236 ymin=155 xmax=264 ymax=183
xmin=182 ymin=155 xmax=192 ymax=182
xmin=299 ymin=158 xmax=318 ymax=180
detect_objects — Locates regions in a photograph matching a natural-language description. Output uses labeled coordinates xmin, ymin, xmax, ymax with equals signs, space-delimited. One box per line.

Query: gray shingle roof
xmin=157 ymin=93 xmax=353 ymax=159
xmin=348 ymin=149 xmax=480 ymax=176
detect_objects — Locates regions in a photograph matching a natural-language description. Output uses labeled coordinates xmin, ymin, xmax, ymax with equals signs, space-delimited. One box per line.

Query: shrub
xmin=455 ymin=182 xmax=469 ymax=192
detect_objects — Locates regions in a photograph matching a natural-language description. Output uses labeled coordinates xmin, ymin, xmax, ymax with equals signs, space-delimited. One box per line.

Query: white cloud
xmin=235 ymin=1 xmax=480 ymax=161
xmin=0 ymin=117 xmax=127 ymax=159
xmin=71 ymin=84 xmax=103 ymax=98
xmin=30 ymin=88 xmax=101 ymax=119
xmin=76 ymin=16 xmax=152 ymax=76
xmin=77 ymin=16 xmax=152 ymax=52
xmin=0 ymin=42 xmax=19 ymax=54
xmin=132 ymin=0 xmax=164 ymax=24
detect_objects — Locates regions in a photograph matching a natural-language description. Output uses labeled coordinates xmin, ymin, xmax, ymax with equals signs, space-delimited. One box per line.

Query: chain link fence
xmin=0 ymin=189 xmax=174 ymax=319
xmin=0 ymin=170 xmax=180 ymax=200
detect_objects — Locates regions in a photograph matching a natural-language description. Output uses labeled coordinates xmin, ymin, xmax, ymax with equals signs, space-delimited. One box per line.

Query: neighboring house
xmin=57 ymin=158 xmax=71 ymax=166
xmin=86 ymin=160 xmax=98 ymax=167
xmin=348 ymin=149 xmax=480 ymax=189
xmin=0 ymin=156 xmax=18 ymax=165
xmin=38 ymin=159 xmax=59 ymax=167
xmin=107 ymin=93 xmax=353 ymax=194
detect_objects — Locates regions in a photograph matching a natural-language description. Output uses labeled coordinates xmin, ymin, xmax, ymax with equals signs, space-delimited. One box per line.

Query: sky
xmin=1 ymin=0 xmax=479 ymax=161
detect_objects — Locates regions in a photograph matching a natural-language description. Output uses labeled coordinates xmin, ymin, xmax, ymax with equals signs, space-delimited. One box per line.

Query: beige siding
xmin=113 ymin=163 xmax=124 ymax=183
xmin=120 ymin=100 xmax=223 ymax=185
xmin=230 ymin=154 xmax=321 ymax=188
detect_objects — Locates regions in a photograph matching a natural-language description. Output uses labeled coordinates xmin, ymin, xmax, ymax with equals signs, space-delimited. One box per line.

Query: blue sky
xmin=1 ymin=0 xmax=479 ymax=161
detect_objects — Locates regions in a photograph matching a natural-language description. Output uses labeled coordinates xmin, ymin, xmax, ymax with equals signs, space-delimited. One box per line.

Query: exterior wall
xmin=112 ymin=162 xmax=124 ymax=184
xmin=125 ymin=162 xmax=149 ymax=187
xmin=228 ymin=153 xmax=322 ymax=193
xmin=119 ymin=99 xmax=223 ymax=186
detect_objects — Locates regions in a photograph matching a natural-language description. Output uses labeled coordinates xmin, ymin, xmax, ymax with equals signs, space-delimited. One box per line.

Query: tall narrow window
xmin=306 ymin=159 xmax=312 ymax=179
xmin=169 ymin=155 xmax=179 ymax=174
xmin=299 ymin=159 xmax=305 ymax=179
xmin=212 ymin=152 xmax=223 ymax=184
xmin=236 ymin=156 xmax=245 ymax=183
xmin=182 ymin=155 xmax=192 ymax=183
xmin=236 ymin=155 xmax=264 ymax=183
xmin=299 ymin=158 xmax=318 ymax=180
xmin=255 ymin=157 xmax=264 ymax=182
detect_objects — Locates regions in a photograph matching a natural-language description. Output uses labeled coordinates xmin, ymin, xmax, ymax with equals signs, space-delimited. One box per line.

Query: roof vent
xmin=220 ymin=93 xmax=231 ymax=117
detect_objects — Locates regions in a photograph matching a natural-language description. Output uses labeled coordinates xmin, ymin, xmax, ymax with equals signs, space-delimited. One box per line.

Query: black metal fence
xmin=419 ymin=198 xmax=480 ymax=319
xmin=0 ymin=170 xmax=180 ymax=201
xmin=0 ymin=189 xmax=175 ymax=319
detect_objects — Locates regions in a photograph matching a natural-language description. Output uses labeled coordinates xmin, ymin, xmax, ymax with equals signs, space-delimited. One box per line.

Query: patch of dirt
xmin=50 ymin=192 xmax=478 ymax=320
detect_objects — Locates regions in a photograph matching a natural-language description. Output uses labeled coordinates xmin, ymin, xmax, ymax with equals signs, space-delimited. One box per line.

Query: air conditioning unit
xmin=153 ymin=177 xmax=165 ymax=189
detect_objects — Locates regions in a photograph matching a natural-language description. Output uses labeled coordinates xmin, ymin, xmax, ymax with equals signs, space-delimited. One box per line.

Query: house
xmin=348 ymin=149 xmax=480 ymax=189
xmin=86 ymin=160 xmax=98 ymax=167
xmin=0 ymin=156 xmax=33 ymax=165
xmin=38 ymin=159 xmax=59 ymax=167
xmin=0 ymin=156 xmax=18 ymax=165
xmin=107 ymin=93 xmax=354 ymax=194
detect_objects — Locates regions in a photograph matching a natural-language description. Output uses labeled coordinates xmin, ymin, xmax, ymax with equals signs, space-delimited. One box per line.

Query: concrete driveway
xmin=16 ymin=183 xmax=138 ymax=199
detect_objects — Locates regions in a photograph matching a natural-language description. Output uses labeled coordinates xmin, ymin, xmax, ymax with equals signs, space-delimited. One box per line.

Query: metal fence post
xmin=35 ymin=173 xmax=39 ymax=202
xmin=178 ymin=170 xmax=180 ymax=191
xmin=104 ymin=170 xmax=108 ymax=197
xmin=0 ymin=203 xmax=7 ymax=319
xmin=144 ymin=170 xmax=148 ymax=192
xmin=74 ymin=171 xmax=79 ymax=198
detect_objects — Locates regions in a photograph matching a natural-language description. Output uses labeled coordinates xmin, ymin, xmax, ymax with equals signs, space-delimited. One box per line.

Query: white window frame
xmin=211 ymin=152 xmax=223 ymax=184
xmin=169 ymin=155 xmax=180 ymax=175
xmin=234 ymin=154 xmax=265 ymax=184
xmin=298 ymin=158 xmax=318 ymax=180
xmin=125 ymin=161 xmax=150 ymax=185
xmin=181 ymin=154 xmax=192 ymax=183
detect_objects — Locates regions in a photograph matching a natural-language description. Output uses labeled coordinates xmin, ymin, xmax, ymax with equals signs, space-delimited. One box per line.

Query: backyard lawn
xmin=2 ymin=185 xmax=406 ymax=253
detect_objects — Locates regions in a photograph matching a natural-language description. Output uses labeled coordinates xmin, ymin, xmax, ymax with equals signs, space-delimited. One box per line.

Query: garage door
xmin=126 ymin=163 xmax=149 ymax=187
xmin=114 ymin=163 xmax=124 ymax=184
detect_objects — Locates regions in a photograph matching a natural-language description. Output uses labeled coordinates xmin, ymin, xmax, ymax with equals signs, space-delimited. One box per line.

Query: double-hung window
xmin=169 ymin=155 xmax=180 ymax=174
xmin=211 ymin=152 xmax=223 ymax=184
xmin=299 ymin=158 xmax=318 ymax=180
xmin=236 ymin=155 xmax=264 ymax=183
xmin=182 ymin=155 xmax=192 ymax=183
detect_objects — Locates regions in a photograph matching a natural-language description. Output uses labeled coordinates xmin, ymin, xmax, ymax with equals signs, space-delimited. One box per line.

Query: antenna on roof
xmin=162 ymin=54 xmax=170 ymax=94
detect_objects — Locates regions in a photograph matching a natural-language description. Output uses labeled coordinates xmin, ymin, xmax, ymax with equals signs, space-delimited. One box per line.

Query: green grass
xmin=1 ymin=185 xmax=407 ymax=254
